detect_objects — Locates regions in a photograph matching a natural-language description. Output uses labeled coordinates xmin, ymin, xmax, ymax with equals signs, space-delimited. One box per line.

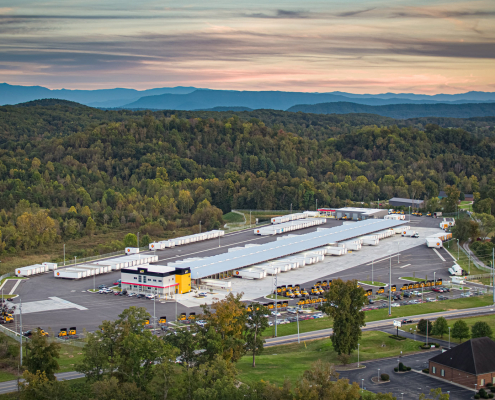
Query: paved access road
xmin=339 ymin=352 xmax=474 ymax=400
xmin=0 ymin=371 xmax=85 ymax=395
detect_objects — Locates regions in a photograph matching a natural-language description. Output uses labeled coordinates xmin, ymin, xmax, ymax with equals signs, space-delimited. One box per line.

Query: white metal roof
xmin=168 ymin=219 xmax=404 ymax=279
xmin=335 ymin=207 xmax=383 ymax=215
xmin=123 ymin=264 xmax=175 ymax=274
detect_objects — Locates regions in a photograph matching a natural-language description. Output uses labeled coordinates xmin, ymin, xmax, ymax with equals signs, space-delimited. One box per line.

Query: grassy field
xmin=399 ymin=277 xmax=427 ymax=282
xmin=223 ymin=212 xmax=245 ymax=224
xmin=0 ymin=333 xmax=85 ymax=382
xmin=428 ymin=315 xmax=495 ymax=344
xmin=444 ymin=241 xmax=491 ymax=284
xmin=238 ymin=331 xmax=426 ymax=386
xmin=236 ymin=210 xmax=289 ymax=225
xmin=359 ymin=280 xmax=386 ymax=286
xmin=459 ymin=201 xmax=473 ymax=212
xmin=261 ymin=295 xmax=493 ymax=338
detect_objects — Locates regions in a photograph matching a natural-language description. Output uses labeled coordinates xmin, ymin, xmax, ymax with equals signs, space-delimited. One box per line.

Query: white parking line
xmin=399 ymin=264 xmax=412 ymax=269
xmin=9 ymin=279 xmax=21 ymax=295
xmin=433 ymin=248 xmax=446 ymax=262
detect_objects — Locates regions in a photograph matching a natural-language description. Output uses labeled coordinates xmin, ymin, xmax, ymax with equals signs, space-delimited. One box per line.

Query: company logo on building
xmin=57 ymin=272 xmax=60 ymax=276
xmin=139 ymin=269 xmax=145 ymax=273
xmin=236 ymin=271 xmax=239 ymax=275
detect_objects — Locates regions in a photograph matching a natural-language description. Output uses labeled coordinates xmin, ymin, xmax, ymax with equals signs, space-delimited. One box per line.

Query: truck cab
xmin=58 ymin=328 xmax=68 ymax=337
xmin=68 ymin=327 xmax=77 ymax=336
xmin=448 ymin=264 xmax=464 ymax=276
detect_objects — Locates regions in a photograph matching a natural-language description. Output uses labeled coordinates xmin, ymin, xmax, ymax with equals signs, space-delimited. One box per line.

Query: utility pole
xmin=297 ymin=309 xmax=300 ymax=343
xmin=492 ymin=248 xmax=494 ymax=305
xmin=199 ymin=221 xmax=201 ymax=233
xmin=19 ymin=298 xmax=22 ymax=366
xmin=63 ymin=244 xmax=65 ymax=266
xmin=275 ymin=274 xmax=278 ymax=337
xmin=290 ymin=203 xmax=292 ymax=214
xmin=372 ymin=259 xmax=374 ymax=284
xmin=175 ymin=288 xmax=178 ymax=322
xmin=398 ymin=242 xmax=400 ymax=264
xmin=457 ymin=239 xmax=459 ymax=261
xmin=137 ymin=232 xmax=140 ymax=248
xmin=316 ymin=199 xmax=318 ymax=212
xmin=426 ymin=319 xmax=429 ymax=345
xmin=153 ymin=289 xmax=156 ymax=332
xmin=388 ymin=255 xmax=392 ymax=316
xmin=358 ymin=343 xmax=360 ymax=367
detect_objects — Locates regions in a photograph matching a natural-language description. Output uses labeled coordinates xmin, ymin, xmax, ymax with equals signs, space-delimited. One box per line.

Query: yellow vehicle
xmin=400 ymin=284 xmax=408 ymax=291
xmin=293 ymin=289 xmax=301 ymax=297
xmin=159 ymin=316 xmax=167 ymax=324
xmin=417 ymin=213 xmax=423 ymax=217
xmin=267 ymin=302 xmax=274 ymax=309
xmin=1 ymin=313 xmax=13 ymax=323
xmin=188 ymin=313 xmax=196 ymax=320
xmin=179 ymin=313 xmax=187 ymax=321
xmin=436 ymin=279 xmax=443 ymax=286
xmin=297 ymin=299 xmax=306 ymax=306
xmin=376 ymin=287 xmax=385 ymax=295
xmin=276 ymin=287 xmax=282 ymax=295
xmin=413 ymin=283 xmax=420 ymax=289
xmin=285 ymin=291 xmax=295 ymax=298
xmin=321 ymin=280 xmax=328 ymax=289
xmin=427 ymin=212 xmax=432 ymax=217
xmin=316 ymin=286 xmax=324 ymax=295
xmin=327 ymin=280 xmax=332 ymax=287
xmin=246 ymin=304 xmax=252 ymax=312
xmin=286 ymin=284 xmax=293 ymax=292
xmin=143 ymin=319 xmax=150 ymax=326
xmin=276 ymin=302 xmax=282 ymax=309
xmin=69 ymin=327 xmax=77 ymax=336
xmin=305 ymin=298 xmax=311 ymax=305
xmin=407 ymin=283 xmax=414 ymax=290
xmin=365 ymin=289 xmax=373 ymax=297
xmin=400 ymin=211 xmax=405 ymax=215
xmin=424 ymin=281 xmax=431 ymax=287
xmin=280 ymin=285 xmax=287 ymax=294
xmin=420 ymin=282 xmax=425 ymax=288
xmin=391 ymin=285 xmax=397 ymax=292
xmin=293 ymin=284 xmax=300 ymax=291
xmin=58 ymin=328 xmax=67 ymax=337
xmin=311 ymin=287 xmax=319 ymax=295
xmin=301 ymin=288 xmax=309 ymax=297
xmin=37 ymin=328 xmax=48 ymax=336
xmin=282 ymin=301 xmax=289 ymax=308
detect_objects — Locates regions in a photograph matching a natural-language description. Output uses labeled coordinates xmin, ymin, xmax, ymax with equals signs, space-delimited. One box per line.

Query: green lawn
xmin=238 ymin=331 xmax=425 ymax=386
xmin=223 ymin=212 xmax=245 ymax=224
xmin=459 ymin=201 xmax=473 ymax=212
xmin=359 ymin=280 xmax=386 ymax=286
xmin=444 ymin=241 xmax=491 ymax=283
xmin=428 ymin=315 xmax=495 ymax=344
xmin=262 ymin=295 xmax=493 ymax=338
xmin=0 ymin=295 xmax=17 ymax=299
xmin=399 ymin=277 xmax=427 ymax=282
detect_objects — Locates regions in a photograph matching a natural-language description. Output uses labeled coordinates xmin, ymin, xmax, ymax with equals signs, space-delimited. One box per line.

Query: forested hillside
xmin=0 ymin=100 xmax=495 ymax=260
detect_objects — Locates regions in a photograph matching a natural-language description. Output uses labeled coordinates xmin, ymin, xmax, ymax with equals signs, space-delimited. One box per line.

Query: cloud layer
xmin=0 ymin=1 xmax=494 ymax=93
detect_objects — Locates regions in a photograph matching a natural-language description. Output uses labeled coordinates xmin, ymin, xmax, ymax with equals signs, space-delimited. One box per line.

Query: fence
xmin=0 ymin=324 xmax=21 ymax=341
xmin=0 ymin=273 xmax=12 ymax=282
xmin=463 ymin=273 xmax=493 ymax=281
xmin=459 ymin=245 xmax=492 ymax=273
xmin=56 ymin=246 xmax=150 ymax=268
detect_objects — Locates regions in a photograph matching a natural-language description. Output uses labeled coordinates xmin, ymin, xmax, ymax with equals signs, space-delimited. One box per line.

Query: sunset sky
xmin=1 ymin=0 xmax=494 ymax=93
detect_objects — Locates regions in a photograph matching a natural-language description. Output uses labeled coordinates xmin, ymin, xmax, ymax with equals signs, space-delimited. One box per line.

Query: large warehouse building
xmin=389 ymin=197 xmax=424 ymax=208
xmin=334 ymin=207 xmax=388 ymax=220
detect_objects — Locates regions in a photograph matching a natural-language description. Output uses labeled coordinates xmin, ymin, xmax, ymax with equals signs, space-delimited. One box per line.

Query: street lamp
xmin=361 ymin=379 xmax=364 ymax=391
xmin=378 ymin=368 xmax=380 ymax=382
xmin=457 ymin=239 xmax=460 ymax=261
xmin=357 ymin=343 xmax=360 ymax=367
xmin=199 ymin=221 xmax=201 ymax=233
xmin=448 ymin=327 xmax=451 ymax=349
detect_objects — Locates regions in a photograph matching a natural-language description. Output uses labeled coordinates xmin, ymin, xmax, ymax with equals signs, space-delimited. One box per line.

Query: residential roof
xmin=162 ymin=219 xmax=405 ymax=279
xmin=389 ymin=197 xmax=424 ymax=205
xmin=429 ymin=337 xmax=495 ymax=375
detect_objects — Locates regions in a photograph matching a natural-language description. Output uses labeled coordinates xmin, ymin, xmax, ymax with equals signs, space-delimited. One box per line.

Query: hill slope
xmin=287 ymin=102 xmax=495 ymax=119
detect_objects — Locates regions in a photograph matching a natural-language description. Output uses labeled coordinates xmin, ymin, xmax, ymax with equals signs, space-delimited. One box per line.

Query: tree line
xmin=1 ymin=101 xmax=495 ymax=257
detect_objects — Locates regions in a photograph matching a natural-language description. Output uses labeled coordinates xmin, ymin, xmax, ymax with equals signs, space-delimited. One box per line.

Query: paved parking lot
xmin=10 ymin=215 xmax=457 ymax=334
xmin=339 ymin=351 xmax=474 ymax=400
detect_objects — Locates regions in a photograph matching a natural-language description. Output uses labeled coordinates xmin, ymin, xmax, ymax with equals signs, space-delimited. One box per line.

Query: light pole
xmin=398 ymin=242 xmax=400 ymax=264
xmin=19 ymin=298 xmax=22 ymax=366
xmin=153 ymin=288 xmax=156 ymax=332
xmin=63 ymin=244 xmax=65 ymax=266
xmin=434 ymin=271 xmax=436 ymax=286
xmin=219 ymin=235 xmax=221 ymax=248
xmin=492 ymin=248 xmax=495 ymax=305
xmin=361 ymin=379 xmax=364 ymax=391
xmin=357 ymin=343 xmax=360 ymax=367
xmin=448 ymin=327 xmax=451 ymax=349
xmin=93 ymin=273 xmax=95 ymax=292
xmin=378 ymin=368 xmax=380 ymax=382
xmin=456 ymin=238 xmax=459 ymax=260
xmin=409 ymin=206 xmax=411 ymax=221
xmin=372 ymin=258 xmax=374 ymax=284
xmin=199 ymin=221 xmax=201 ymax=233
xmin=274 ymin=274 xmax=278 ymax=337
xmin=297 ymin=309 xmax=300 ymax=343
xmin=388 ymin=255 xmax=392 ymax=316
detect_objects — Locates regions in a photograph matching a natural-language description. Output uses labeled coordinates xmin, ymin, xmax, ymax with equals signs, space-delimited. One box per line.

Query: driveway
xmin=339 ymin=351 xmax=474 ymax=400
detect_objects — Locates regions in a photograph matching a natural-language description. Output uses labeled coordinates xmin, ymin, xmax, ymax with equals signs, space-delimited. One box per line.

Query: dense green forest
xmin=0 ymin=100 xmax=495 ymax=259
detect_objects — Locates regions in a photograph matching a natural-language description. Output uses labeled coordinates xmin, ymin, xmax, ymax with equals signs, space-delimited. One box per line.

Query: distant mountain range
xmin=287 ymin=102 xmax=495 ymax=119
xmin=2 ymin=83 xmax=495 ymax=110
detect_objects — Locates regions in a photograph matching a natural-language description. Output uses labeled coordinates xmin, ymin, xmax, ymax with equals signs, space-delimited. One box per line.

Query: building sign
xmin=393 ymin=320 xmax=402 ymax=327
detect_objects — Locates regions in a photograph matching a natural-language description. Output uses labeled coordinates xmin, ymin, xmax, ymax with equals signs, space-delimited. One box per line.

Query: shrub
xmin=398 ymin=362 xmax=404 ymax=371
xmin=487 ymin=383 xmax=493 ymax=387
xmin=480 ymin=389 xmax=487 ymax=397
xmin=474 ymin=395 xmax=480 ymax=399
xmin=422 ymin=368 xmax=429 ymax=373
xmin=406 ymin=366 xmax=411 ymax=371
xmin=490 ymin=387 xmax=495 ymax=393
xmin=394 ymin=367 xmax=398 ymax=372
xmin=488 ymin=394 xmax=493 ymax=399
xmin=380 ymin=374 xmax=389 ymax=381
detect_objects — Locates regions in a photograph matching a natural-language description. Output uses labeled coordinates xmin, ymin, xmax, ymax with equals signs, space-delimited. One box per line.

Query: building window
xmin=432 ymin=367 xmax=436 ymax=374
xmin=158 ymin=280 xmax=162 ymax=282
xmin=138 ymin=276 xmax=142 ymax=283
xmin=441 ymin=369 xmax=445 ymax=377
xmin=493 ymin=377 xmax=495 ymax=385
xmin=481 ymin=379 xmax=485 ymax=386
xmin=133 ymin=277 xmax=137 ymax=280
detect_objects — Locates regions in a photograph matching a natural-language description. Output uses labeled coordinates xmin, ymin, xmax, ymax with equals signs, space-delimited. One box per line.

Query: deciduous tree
xmin=452 ymin=320 xmax=470 ymax=343
xmin=245 ymin=303 xmax=269 ymax=367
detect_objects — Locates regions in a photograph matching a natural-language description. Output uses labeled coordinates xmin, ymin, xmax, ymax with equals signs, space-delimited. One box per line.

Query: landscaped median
xmin=238 ymin=331 xmax=429 ymax=386
xmin=261 ymin=294 xmax=494 ymax=339
xmin=358 ymin=281 xmax=387 ymax=286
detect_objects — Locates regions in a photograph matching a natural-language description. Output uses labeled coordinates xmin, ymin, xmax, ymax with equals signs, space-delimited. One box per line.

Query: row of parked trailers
xmin=271 ymin=211 xmax=319 ymax=224
xmin=254 ymin=218 xmax=326 ymax=236
xmin=15 ymin=262 xmax=58 ymax=277
xmin=54 ymin=254 xmax=159 ymax=280
xmin=235 ymin=228 xmax=399 ymax=279
xmin=148 ymin=230 xmax=225 ymax=250
xmin=425 ymin=232 xmax=453 ymax=248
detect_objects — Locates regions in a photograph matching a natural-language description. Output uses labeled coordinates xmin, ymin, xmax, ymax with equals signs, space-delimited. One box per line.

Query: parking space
xmin=339 ymin=351 xmax=474 ymax=400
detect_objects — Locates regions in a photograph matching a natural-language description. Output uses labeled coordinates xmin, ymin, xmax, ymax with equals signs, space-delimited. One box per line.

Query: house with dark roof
xmin=429 ymin=337 xmax=495 ymax=390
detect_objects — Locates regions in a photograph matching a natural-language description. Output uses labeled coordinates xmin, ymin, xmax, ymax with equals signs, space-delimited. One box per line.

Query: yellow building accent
xmin=175 ymin=269 xmax=191 ymax=294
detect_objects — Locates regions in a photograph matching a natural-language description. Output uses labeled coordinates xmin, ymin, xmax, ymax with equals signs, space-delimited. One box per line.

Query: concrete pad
xmin=227 ymin=227 xmax=443 ymax=300
xmin=15 ymin=297 xmax=88 ymax=315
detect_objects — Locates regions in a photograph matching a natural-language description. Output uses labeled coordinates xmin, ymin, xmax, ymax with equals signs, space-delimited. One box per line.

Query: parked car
xmin=113 ymin=291 xmax=120 ymax=295
xmin=439 ymin=287 xmax=451 ymax=292
xmin=403 ymin=291 xmax=412 ymax=298
xmin=412 ymin=233 xmax=419 ymax=238
xmin=438 ymin=295 xmax=449 ymax=300
xmin=425 ymin=298 xmax=437 ymax=302
xmin=391 ymin=303 xmax=400 ymax=307
xmin=198 ymin=292 xmax=208 ymax=297
xmin=432 ymin=287 xmax=443 ymax=293
xmin=411 ymin=290 xmax=421 ymax=296
xmin=313 ymin=313 xmax=324 ymax=318
xmin=460 ymin=292 xmax=471 ymax=297
xmin=98 ymin=284 xmax=107 ymax=289
xmin=271 ymin=311 xmax=281 ymax=317
xmin=127 ymin=292 xmax=136 ymax=297
xmin=136 ymin=294 xmax=146 ymax=299
xmin=145 ymin=294 xmax=156 ymax=299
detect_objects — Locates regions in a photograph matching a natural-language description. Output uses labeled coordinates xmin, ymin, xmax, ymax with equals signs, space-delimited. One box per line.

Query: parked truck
xmin=401 ymin=230 xmax=418 ymax=237
xmin=448 ymin=264 xmax=467 ymax=276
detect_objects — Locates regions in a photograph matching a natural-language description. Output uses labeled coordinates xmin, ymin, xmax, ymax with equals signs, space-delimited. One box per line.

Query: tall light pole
xmin=275 ymin=274 xmax=278 ymax=337
xmin=372 ymin=259 xmax=374 ymax=284
xmin=388 ymin=255 xmax=392 ymax=316
xmin=63 ymin=244 xmax=65 ymax=266
xmin=448 ymin=327 xmax=451 ymax=349
xmin=492 ymin=248 xmax=494 ymax=305
xmin=457 ymin=239 xmax=459 ymax=261
xmin=398 ymin=242 xmax=400 ymax=264
xmin=199 ymin=221 xmax=201 ymax=233
xmin=297 ymin=309 xmax=300 ymax=343
xmin=19 ymin=298 xmax=23 ymax=366
xmin=408 ymin=206 xmax=411 ymax=221
xmin=361 ymin=379 xmax=364 ymax=391
xmin=378 ymin=368 xmax=380 ymax=382
xmin=357 ymin=343 xmax=360 ymax=367
xmin=153 ymin=288 xmax=156 ymax=332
